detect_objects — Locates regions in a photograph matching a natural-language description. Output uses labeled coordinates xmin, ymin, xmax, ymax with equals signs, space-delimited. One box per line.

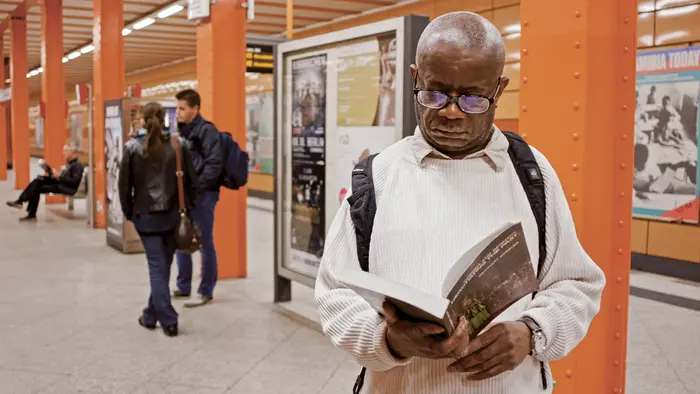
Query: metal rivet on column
xmin=613 ymin=388 xmax=621 ymax=393
xmin=575 ymin=10 xmax=581 ymax=17
xmin=624 ymin=46 xmax=629 ymax=53
xmin=522 ymin=105 xmax=528 ymax=112
xmin=572 ymin=133 xmax=580 ymax=141
xmin=615 ymin=332 xmax=621 ymax=339
xmin=624 ymin=17 xmax=630 ymax=24
xmin=522 ymin=133 xmax=528 ymax=138
xmin=523 ymin=77 xmax=528 ymax=84
xmin=572 ymin=164 xmax=579 ymax=171
xmin=618 ymin=220 xmax=624 ymax=227
xmin=617 ymin=276 xmax=623 ymax=283
xmin=573 ymin=72 xmax=581 ymax=79
xmin=622 ymin=105 xmax=628 ymax=111
xmin=617 ymin=248 xmax=623 ymax=255
xmin=566 ymin=370 xmax=573 ymax=378
xmin=571 ymin=193 xmax=578 ymax=202
xmin=613 ymin=360 xmax=620 ymax=367
xmin=574 ymin=41 xmax=581 ymax=49
xmin=622 ymin=134 xmax=628 ymax=140
xmin=616 ymin=305 xmax=622 ymax=311
xmin=620 ymin=162 xmax=627 ymax=170
xmin=573 ymin=102 xmax=580 ymax=110
xmin=623 ymin=76 xmax=629 ymax=82
xmin=523 ymin=20 xmax=529 ymax=27
xmin=523 ymin=48 xmax=529 ymax=56
xmin=619 ymin=191 xmax=625 ymax=198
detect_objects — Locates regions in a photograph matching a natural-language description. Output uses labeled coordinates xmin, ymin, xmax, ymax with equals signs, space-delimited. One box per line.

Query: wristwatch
xmin=519 ymin=317 xmax=546 ymax=356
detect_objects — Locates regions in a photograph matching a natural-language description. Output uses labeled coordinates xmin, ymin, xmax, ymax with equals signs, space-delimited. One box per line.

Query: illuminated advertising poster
xmin=634 ymin=46 xmax=700 ymax=222
xmin=289 ymin=55 xmax=327 ymax=277
xmin=246 ymin=73 xmax=275 ymax=174
xmin=104 ymin=102 xmax=124 ymax=236
xmin=326 ymin=34 xmax=399 ymax=218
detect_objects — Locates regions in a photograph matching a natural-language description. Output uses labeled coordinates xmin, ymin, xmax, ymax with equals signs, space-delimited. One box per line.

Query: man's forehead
xmin=419 ymin=48 xmax=498 ymax=89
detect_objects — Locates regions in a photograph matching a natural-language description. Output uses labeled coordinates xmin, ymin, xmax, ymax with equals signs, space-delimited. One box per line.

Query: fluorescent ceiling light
xmin=656 ymin=0 xmax=695 ymax=10
xmin=502 ymin=24 xmax=521 ymax=34
xmin=657 ymin=5 xmax=699 ymax=17
xmin=4 ymin=79 xmax=9 ymax=83
xmin=638 ymin=34 xmax=654 ymax=47
xmin=158 ymin=4 xmax=184 ymax=18
xmin=80 ymin=45 xmax=95 ymax=54
xmin=68 ymin=51 xmax=81 ymax=60
xmin=37 ymin=67 xmax=44 ymax=73
xmin=62 ymin=57 xmax=69 ymax=63
xmin=122 ymin=28 xmax=132 ymax=36
xmin=655 ymin=30 xmax=688 ymax=45
xmin=504 ymin=32 xmax=520 ymax=40
xmin=133 ymin=18 xmax=155 ymax=30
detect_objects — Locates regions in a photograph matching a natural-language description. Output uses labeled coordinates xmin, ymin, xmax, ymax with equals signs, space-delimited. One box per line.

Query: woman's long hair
xmin=141 ymin=102 xmax=167 ymax=164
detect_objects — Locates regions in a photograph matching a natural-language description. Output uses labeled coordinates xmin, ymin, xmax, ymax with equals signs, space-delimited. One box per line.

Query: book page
xmin=338 ymin=269 xmax=449 ymax=324
xmin=441 ymin=222 xmax=538 ymax=336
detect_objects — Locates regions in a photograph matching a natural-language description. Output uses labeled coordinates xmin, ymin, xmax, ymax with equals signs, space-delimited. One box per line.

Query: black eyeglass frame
xmin=412 ymin=72 xmax=502 ymax=114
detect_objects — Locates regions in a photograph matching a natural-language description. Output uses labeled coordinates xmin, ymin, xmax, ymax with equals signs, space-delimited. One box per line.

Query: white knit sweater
xmin=315 ymin=127 xmax=606 ymax=394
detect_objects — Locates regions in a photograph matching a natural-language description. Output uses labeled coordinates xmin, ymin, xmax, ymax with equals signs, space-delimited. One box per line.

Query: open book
xmin=37 ymin=159 xmax=54 ymax=177
xmin=338 ymin=221 xmax=539 ymax=339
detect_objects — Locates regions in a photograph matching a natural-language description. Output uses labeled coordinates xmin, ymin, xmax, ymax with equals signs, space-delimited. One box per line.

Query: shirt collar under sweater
xmin=408 ymin=125 xmax=510 ymax=171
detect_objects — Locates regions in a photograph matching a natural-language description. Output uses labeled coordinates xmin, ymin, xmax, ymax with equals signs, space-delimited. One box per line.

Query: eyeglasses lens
xmin=416 ymin=91 xmax=489 ymax=114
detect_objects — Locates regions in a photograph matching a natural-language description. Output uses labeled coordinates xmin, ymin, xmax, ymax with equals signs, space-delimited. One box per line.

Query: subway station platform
xmin=0 ymin=167 xmax=699 ymax=394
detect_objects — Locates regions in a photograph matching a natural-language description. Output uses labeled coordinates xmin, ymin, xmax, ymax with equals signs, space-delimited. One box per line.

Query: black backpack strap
xmin=502 ymin=130 xmax=548 ymax=390
xmin=347 ymin=154 xmax=378 ymax=273
xmin=346 ymin=153 xmax=378 ymax=394
xmin=502 ymin=131 xmax=546 ymax=277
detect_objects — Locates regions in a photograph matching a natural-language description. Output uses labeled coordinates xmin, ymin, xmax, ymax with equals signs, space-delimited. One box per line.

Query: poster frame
xmin=104 ymin=98 xmax=178 ymax=254
xmin=273 ymin=15 xmax=429 ymax=301
xmin=632 ymin=45 xmax=700 ymax=223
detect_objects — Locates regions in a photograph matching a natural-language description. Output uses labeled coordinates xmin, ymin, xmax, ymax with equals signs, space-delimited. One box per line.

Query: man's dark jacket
xmin=58 ymin=158 xmax=85 ymax=195
xmin=177 ymin=114 xmax=223 ymax=193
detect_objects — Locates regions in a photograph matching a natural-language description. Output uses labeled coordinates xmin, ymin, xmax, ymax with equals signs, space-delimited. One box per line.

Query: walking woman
xmin=119 ymin=102 xmax=198 ymax=337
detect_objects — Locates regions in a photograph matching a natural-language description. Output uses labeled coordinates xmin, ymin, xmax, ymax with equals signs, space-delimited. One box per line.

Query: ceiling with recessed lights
xmin=0 ymin=0 xmax=403 ymax=97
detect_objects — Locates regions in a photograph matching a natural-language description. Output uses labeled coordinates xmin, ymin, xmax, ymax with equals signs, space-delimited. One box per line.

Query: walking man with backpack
xmin=315 ymin=12 xmax=605 ymax=394
xmin=173 ymin=89 xmax=223 ymax=307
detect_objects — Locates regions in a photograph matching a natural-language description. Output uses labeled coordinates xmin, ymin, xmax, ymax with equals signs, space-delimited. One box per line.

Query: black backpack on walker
xmin=347 ymin=131 xmax=549 ymax=393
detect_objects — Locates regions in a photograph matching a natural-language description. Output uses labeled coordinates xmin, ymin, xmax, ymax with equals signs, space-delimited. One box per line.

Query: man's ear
xmin=410 ymin=64 xmax=417 ymax=79
xmin=494 ymin=76 xmax=510 ymax=104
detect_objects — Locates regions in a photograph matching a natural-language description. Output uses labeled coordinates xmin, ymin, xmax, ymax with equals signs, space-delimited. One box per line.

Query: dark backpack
xmin=219 ymin=131 xmax=249 ymax=190
xmin=347 ymin=131 xmax=548 ymax=394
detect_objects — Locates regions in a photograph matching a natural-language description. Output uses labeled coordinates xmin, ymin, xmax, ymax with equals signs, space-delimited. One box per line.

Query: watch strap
xmin=520 ymin=316 xmax=542 ymax=334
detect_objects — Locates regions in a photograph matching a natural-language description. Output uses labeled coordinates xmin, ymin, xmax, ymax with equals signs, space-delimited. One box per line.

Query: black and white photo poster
xmin=634 ymin=46 xmax=700 ymax=222
xmin=105 ymin=102 xmax=124 ymax=236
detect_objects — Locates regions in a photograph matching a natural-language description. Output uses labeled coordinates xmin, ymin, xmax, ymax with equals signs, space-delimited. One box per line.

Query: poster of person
xmin=246 ymin=92 xmax=274 ymax=174
xmin=326 ymin=34 xmax=400 ymax=221
xmin=288 ymin=54 xmax=327 ymax=278
xmin=105 ymin=102 xmax=124 ymax=236
xmin=336 ymin=33 xmax=397 ymax=127
xmin=291 ymin=55 xmax=327 ymax=136
xmin=634 ymin=46 xmax=700 ymax=222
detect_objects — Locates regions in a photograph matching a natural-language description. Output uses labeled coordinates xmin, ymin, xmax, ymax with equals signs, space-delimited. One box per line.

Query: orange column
xmin=0 ymin=38 xmax=7 ymax=182
xmin=10 ymin=10 xmax=29 ymax=189
xmin=41 ymin=0 xmax=65 ymax=204
xmin=92 ymin=0 xmax=125 ymax=228
xmin=519 ymin=1 xmax=636 ymax=394
xmin=196 ymin=0 xmax=247 ymax=278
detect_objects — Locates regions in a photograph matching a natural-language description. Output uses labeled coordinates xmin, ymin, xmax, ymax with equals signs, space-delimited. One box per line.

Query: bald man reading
xmin=315 ymin=12 xmax=605 ymax=394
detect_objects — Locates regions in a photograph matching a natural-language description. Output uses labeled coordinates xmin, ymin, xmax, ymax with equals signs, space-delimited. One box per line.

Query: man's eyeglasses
xmin=413 ymin=76 xmax=501 ymax=114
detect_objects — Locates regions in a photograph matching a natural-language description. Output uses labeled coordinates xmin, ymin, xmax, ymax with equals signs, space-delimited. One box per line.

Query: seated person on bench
xmin=6 ymin=144 xmax=85 ymax=221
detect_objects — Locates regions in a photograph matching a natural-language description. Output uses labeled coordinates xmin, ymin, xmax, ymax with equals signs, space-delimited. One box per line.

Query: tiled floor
xmin=0 ymin=166 xmax=699 ymax=394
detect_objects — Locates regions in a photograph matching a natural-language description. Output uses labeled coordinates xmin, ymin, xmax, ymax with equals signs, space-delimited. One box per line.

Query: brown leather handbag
xmin=171 ymin=135 xmax=201 ymax=254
